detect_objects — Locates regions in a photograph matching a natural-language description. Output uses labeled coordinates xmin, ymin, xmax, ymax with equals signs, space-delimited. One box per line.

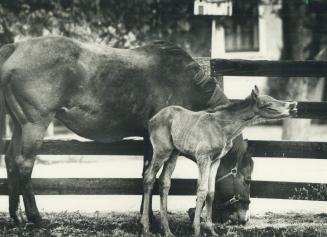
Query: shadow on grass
xmin=0 ymin=211 xmax=327 ymax=237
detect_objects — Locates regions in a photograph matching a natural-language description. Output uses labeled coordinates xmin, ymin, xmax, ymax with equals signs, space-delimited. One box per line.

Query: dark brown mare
xmin=0 ymin=36 xmax=252 ymax=225
xmin=142 ymin=87 xmax=297 ymax=237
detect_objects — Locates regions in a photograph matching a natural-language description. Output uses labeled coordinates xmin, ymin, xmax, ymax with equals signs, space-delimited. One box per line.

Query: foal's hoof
xmin=162 ymin=229 xmax=175 ymax=237
xmin=141 ymin=230 xmax=152 ymax=237
xmin=149 ymin=215 xmax=161 ymax=232
xmin=203 ymin=223 xmax=219 ymax=237
xmin=24 ymin=222 xmax=38 ymax=230
xmin=164 ymin=231 xmax=175 ymax=237
xmin=210 ymin=230 xmax=219 ymax=237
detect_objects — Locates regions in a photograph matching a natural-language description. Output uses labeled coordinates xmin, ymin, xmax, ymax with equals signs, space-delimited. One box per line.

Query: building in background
xmin=195 ymin=0 xmax=283 ymax=98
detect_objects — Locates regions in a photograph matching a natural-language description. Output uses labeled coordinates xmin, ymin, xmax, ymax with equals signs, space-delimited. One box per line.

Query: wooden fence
xmin=0 ymin=58 xmax=327 ymax=201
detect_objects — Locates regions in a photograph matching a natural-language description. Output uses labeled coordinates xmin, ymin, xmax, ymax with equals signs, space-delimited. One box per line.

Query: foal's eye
xmin=260 ymin=103 xmax=271 ymax=109
xmin=244 ymin=179 xmax=251 ymax=185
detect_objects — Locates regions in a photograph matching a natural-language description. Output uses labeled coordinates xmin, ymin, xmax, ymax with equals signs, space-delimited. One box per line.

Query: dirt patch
xmin=0 ymin=211 xmax=326 ymax=237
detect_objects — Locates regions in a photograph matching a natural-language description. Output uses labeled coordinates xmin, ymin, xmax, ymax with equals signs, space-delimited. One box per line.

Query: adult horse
xmin=0 ymin=36 xmax=252 ymax=225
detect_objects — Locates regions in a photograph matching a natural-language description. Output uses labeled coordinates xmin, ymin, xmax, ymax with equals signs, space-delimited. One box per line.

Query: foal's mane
xmin=206 ymin=97 xmax=252 ymax=113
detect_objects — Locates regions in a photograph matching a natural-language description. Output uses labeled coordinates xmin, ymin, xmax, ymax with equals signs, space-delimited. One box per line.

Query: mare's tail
xmin=0 ymin=43 xmax=16 ymax=158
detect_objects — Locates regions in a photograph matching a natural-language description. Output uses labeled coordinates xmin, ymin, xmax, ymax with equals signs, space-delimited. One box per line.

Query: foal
xmin=141 ymin=86 xmax=297 ymax=237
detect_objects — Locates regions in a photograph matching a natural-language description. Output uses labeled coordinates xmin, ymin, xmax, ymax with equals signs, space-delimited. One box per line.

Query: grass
xmin=0 ymin=211 xmax=327 ymax=237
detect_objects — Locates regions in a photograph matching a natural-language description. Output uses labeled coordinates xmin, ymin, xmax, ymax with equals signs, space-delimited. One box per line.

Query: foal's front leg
xmin=204 ymin=159 xmax=221 ymax=237
xmin=193 ymin=157 xmax=211 ymax=237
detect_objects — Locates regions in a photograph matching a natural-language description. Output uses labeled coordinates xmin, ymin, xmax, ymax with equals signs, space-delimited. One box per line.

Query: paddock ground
xmin=0 ymin=125 xmax=326 ymax=236
xmin=0 ymin=211 xmax=326 ymax=237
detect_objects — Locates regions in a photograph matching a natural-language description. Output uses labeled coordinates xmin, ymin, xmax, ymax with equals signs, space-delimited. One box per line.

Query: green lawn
xmin=0 ymin=211 xmax=327 ymax=237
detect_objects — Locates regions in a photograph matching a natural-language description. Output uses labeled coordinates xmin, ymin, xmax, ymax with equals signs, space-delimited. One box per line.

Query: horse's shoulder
xmin=150 ymin=106 xmax=180 ymax=125
xmin=135 ymin=41 xmax=193 ymax=62
xmin=196 ymin=113 xmax=225 ymax=137
xmin=198 ymin=112 xmax=218 ymax=125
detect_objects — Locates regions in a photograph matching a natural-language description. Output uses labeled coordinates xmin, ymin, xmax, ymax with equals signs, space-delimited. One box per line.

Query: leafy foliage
xmin=267 ymin=0 xmax=327 ymax=101
xmin=0 ymin=0 xmax=211 ymax=56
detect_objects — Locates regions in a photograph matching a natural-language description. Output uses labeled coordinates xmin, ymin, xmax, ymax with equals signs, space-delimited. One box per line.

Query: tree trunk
xmin=281 ymin=0 xmax=321 ymax=140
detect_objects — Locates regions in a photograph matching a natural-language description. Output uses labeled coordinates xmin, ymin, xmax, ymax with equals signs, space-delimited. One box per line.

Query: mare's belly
xmin=55 ymin=106 xmax=145 ymax=142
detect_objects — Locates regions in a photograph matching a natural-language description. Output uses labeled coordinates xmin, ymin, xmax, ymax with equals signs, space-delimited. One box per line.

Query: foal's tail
xmin=0 ymin=43 xmax=16 ymax=158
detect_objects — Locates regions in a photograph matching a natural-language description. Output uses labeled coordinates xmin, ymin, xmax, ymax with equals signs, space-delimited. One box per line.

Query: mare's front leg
xmin=193 ymin=157 xmax=211 ymax=237
xmin=204 ymin=158 xmax=221 ymax=237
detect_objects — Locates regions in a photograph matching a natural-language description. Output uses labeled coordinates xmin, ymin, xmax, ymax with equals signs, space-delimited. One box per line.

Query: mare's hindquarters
xmin=3 ymin=83 xmax=55 ymax=224
xmin=0 ymin=40 xmax=69 ymax=224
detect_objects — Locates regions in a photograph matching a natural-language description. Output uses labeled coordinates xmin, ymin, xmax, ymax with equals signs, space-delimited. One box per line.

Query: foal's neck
xmin=212 ymin=101 xmax=259 ymax=140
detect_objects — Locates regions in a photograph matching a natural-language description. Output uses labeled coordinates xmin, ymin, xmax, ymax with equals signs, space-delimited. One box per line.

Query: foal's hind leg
xmin=141 ymin=150 xmax=173 ymax=236
xmin=159 ymin=150 xmax=178 ymax=237
xmin=5 ymin=122 xmax=23 ymax=224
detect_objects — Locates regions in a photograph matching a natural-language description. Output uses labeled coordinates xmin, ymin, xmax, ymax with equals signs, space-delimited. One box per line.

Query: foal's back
xmin=149 ymin=106 xmax=226 ymax=159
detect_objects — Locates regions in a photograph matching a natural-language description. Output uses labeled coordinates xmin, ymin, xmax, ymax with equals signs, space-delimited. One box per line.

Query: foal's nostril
xmin=289 ymin=102 xmax=298 ymax=114
xmin=290 ymin=102 xmax=297 ymax=110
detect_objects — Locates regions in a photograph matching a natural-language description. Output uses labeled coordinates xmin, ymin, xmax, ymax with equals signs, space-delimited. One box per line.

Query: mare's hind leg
xmin=5 ymin=122 xmax=23 ymax=224
xmin=159 ymin=150 xmax=178 ymax=237
xmin=17 ymin=121 xmax=52 ymax=224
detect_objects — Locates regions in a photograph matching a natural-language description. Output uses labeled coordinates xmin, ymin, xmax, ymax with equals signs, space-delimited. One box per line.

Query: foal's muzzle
xmin=289 ymin=102 xmax=298 ymax=116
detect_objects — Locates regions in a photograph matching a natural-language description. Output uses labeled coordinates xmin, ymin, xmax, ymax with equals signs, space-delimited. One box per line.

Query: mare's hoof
xmin=29 ymin=218 xmax=50 ymax=228
xmin=9 ymin=217 xmax=24 ymax=227
xmin=188 ymin=208 xmax=195 ymax=223
xmin=9 ymin=212 xmax=26 ymax=226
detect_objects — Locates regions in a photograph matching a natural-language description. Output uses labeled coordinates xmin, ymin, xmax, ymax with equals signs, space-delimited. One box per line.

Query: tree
xmin=281 ymin=0 xmax=327 ymax=140
xmin=0 ymin=0 xmax=211 ymax=56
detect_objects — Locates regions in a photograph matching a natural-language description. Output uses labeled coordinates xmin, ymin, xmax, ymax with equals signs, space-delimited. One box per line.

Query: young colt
xmin=141 ymin=86 xmax=297 ymax=237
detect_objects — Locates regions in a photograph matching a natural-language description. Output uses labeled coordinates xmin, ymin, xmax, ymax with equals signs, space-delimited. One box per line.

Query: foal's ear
xmin=251 ymin=85 xmax=259 ymax=101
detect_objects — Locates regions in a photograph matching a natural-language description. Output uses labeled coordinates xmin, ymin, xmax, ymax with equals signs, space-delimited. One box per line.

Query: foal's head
xmin=248 ymin=86 xmax=297 ymax=120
